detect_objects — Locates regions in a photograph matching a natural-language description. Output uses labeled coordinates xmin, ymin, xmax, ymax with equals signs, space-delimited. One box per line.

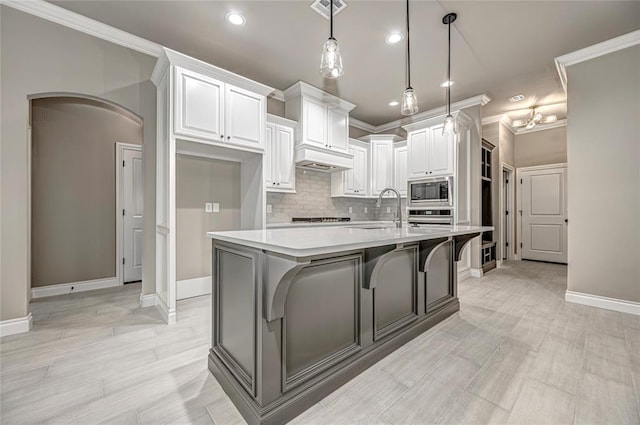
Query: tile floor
xmin=1 ymin=261 xmax=639 ymax=424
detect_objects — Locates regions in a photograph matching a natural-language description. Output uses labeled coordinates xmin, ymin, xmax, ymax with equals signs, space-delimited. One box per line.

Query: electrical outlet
xmin=205 ymin=202 xmax=213 ymax=213
xmin=267 ymin=204 xmax=273 ymax=214
xmin=348 ymin=206 xmax=353 ymax=214
xmin=212 ymin=203 xmax=220 ymax=213
xmin=364 ymin=207 xmax=368 ymax=213
xmin=386 ymin=207 xmax=391 ymax=213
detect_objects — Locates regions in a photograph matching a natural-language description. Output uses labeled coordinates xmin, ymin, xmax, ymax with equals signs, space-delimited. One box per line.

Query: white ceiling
xmin=48 ymin=0 xmax=640 ymax=126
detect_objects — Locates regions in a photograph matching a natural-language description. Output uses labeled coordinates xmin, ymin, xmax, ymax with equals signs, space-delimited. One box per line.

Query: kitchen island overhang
xmin=207 ymin=225 xmax=490 ymax=425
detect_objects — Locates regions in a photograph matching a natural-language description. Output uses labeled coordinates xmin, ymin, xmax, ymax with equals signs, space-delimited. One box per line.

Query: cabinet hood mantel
xmin=295 ymin=144 xmax=353 ymax=172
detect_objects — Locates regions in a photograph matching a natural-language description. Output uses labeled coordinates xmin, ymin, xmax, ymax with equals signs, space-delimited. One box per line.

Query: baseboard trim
xmin=565 ymin=290 xmax=640 ymax=316
xmin=457 ymin=268 xmax=471 ymax=282
xmin=0 ymin=313 xmax=33 ymax=337
xmin=139 ymin=293 xmax=157 ymax=308
xmin=177 ymin=276 xmax=211 ymax=300
xmin=155 ymin=297 xmax=176 ymax=325
xmin=31 ymin=277 xmax=119 ymax=299
xmin=470 ymin=268 xmax=483 ymax=278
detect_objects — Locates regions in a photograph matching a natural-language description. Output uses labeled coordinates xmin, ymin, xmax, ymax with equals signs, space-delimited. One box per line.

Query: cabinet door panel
xmin=394 ymin=145 xmax=408 ymax=197
xmin=408 ymin=130 xmax=429 ymax=178
xmin=371 ymin=140 xmax=393 ymax=195
xmin=302 ymin=98 xmax=327 ymax=147
xmin=328 ymin=109 xmax=348 ymax=151
xmin=175 ymin=67 xmax=224 ymax=141
xmin=225 ymin=85 xmax=264 ymax=148
xmin=265 ymin=123 xmax=276 ymax=188
xmin=429 ymin=124 xmax=454 ymax=176
xmin=277 ymin=126 xmax=295 ymax=190
xmin=353 ymin=146 xmax=368 ymax=195
xmin=343 ymin=147 xmax=356 ymax=194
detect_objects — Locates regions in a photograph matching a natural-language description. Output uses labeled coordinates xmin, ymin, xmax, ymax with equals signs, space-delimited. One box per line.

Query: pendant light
xmin=401 ymin=0 xmax=418 ymax=116
xmin=320 ymin=0 xmax=343 ymax=79
xmin=442 ymin=12 xmax=457 ymax=135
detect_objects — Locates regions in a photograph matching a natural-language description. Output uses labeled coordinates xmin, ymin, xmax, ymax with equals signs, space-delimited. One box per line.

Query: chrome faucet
xmin=376 ymin=187 xmax=402 ymax=228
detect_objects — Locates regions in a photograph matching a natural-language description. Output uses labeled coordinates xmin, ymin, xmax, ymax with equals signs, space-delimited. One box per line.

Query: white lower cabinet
xmin=266 ymin=115 xmax=296 ymax=192
xmin=393 ymin=142 xmax=408 ymax=197
xmin=332 ymin=139 xmax=368 ymax=197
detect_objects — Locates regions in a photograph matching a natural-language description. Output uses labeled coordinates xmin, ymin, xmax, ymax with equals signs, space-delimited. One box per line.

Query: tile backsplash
xmin=266 ymin=168 xmax=406 ymax=223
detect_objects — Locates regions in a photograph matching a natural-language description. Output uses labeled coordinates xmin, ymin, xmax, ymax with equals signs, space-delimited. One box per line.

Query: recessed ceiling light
xmin=389 ymin=101 xmax=399 ymax=106
xmin=440 ymin=80 xmax=454 ymax=87
xmin=385 ymin=32 xmax=404 ymax=45
xmin=226 ymin=12 xmax=245 ymax=26
xmin=509 ymin=94 xmax=525 ymax=102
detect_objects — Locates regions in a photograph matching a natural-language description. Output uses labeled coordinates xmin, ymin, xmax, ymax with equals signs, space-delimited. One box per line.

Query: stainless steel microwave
xmin=408 ymin=176 xmax=453 ymax=207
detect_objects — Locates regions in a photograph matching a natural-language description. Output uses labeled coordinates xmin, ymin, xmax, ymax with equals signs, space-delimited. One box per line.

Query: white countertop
xmin=266 ymin=220 xmax=395 ymax=229
xmin=208 ymin=224 xmax=493 ymax=257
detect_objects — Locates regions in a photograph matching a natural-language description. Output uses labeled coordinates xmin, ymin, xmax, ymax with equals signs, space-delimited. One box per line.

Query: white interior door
xmin=520 ymin=165 xmax=567 ymax=263
xmin=123 ymin=147 xmax=143 ymax=282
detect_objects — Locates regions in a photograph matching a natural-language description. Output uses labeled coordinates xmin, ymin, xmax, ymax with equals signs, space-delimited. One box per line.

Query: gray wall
xmin=0 ymin=6 xmax=157 ymax=320
xmin=266 ymin=168 xmax=402 ymax=224
xmin=515 ymin=126 xmax=567 ymax=168
xmin=31 ymin=97 xmax=142 ymax=287
xmin=567 ymin=45 xmax=639 ymax=302
xmin=176 ymin=155 xmax=241 ymax=281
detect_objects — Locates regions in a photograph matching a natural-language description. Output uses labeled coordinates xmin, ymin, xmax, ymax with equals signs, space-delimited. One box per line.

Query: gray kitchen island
xmin=207 ymin=224 xmax=490 ymax=425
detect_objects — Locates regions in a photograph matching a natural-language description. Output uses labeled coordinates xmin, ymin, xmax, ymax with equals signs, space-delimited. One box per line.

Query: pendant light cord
xmin=406 ymin=0 xmax=411 ymax=88
xmin=330 ymin=0 xmax=334 ymax=39
xmin=447 ymin=17 xmax=451 ymax=115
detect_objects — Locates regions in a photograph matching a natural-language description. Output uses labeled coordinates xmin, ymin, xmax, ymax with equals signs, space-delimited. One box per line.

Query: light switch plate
xmin=348 ymin=207 xmax=353 ymax=214
xmin=205 ymin=202 xmax=213 ymax=213
xmin=267 ymin=204 xmax=273 ymax=214
xmin=364 ymin=207 xmax=368 ymax=213
xmin=212 ymin=203 xmax=220 ymax=213
xmin=386 ymin=207 xmax=391 ymax=213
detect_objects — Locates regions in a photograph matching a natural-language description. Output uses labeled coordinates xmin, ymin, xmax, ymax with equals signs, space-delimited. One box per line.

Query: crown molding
xmin=555 ymin=29 xmax=640 ymax=92
xmin=283 ymin=81 xmax=357 ymax=112
xmin=267 ymin=113 xmax=297 ymax=127
xmin=349 ymin=118 xmax=377 ymax=133
xmin=269 ymin=89 xmax=286 ymax=102
xmin=514 ymin=119 xmax=567 ymax=135
xmin=0 ymin=0 xmax=163 ymax=57
xmin=375 ymin=94 xmax=491 ymax=133
xmin=481 ymin=115 xmax=503 ymax=126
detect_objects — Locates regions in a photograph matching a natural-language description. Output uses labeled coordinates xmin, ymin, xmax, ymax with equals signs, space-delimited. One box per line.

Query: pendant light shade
xmin=320 ymin=0 xmax=343 ymax=79
xmin=401 ymin=0 xmax=418 ymax=116
xmin=442 ymin=12 xmax=457 ymax=135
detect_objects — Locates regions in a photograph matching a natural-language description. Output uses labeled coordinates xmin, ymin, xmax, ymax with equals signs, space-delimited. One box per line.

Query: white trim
xmin=115 ymin=143 xmax=142 ymax=287
xmin=457 ymin=268 xmax=471 ymax=282
xmin=470 ymin=268 xmax=483 ymax=278
xmin=514 ymin=119 xmax=567 ymax=135
xmin=155 ymin=297 xmax=177 ymax=325
xmin=0 ymin=0 xmax=163 ymax=58
xmin=269 ymin=89 xmax=286 ymax=103
xmin=500 ymin=163 xmax=516 ymax=262
xmin=0 ymin=313 xmax=33 ymax=337
xmin=349 ymin=118 xmax=378 ymax=133
xmin=31 ymin=277 xmax=119 ymax=298
xmin=496 ymin=260 xmax=504 ymax=268
xmin=139 ymin=293 xmax=157 ymax=308
xmin=177 ymin=276 xmax=212 ymax=300
xmin=266 ymin=113 xmax=297 ymax=128
xmin=555 ymin=29 xmax=640 ymax=91
xmin=481 ymin=114 xmax=503 ymax=126
xmin=565 ymin=290 xmax=640 ymax=316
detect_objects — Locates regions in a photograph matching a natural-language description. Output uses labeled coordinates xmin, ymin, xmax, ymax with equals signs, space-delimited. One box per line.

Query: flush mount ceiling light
xmin=319 ymin=0 xmax=344 ymax=79
xmin=226 ymin=12 xmax=245 ymax=26
xmin=386 ymin=32 xmax=404 ymax=45
xmin=400 ymin=0 xmax=418 ymax=116
xmin=442 ymin=12 xmax=457 ymax=135
xmin=509 ymin=94 xmax=525 ymax=102
xmin=512 ymin=106 xmax=557 ymax=130
xmin=440 ymin=80 xmax=454 ymax=87
xmin=389 ymin=101 xmax=399 ymax=106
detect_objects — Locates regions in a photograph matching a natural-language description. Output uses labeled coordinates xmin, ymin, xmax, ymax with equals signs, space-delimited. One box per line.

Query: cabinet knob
xmin=227 ymin=136 xmax=230 ymax=140
xmin=220 ymin=134 xmax=224 ymax=139
xmin=277 ymin=182 xmax=280 ymax=186
xmin=272 ymin=182 xmax=276 ymax=185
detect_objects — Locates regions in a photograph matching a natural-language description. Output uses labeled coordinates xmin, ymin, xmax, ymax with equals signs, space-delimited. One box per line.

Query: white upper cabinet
xmin=370 ymin=139 xmax=394 ymax=196
xmin=175 ymin=67 xmax=224 ymax=141
xmin=225 ymin=85 xmax=264 ymax=148
xmin=406 ymin=121 xmax=454 ymax=178
xmin=331 ymin=139 xmax=368 ymax=197
xmin=172 ymin=64 xmax=268 ymax=152
xmin=393 ymin=142 xmax=408 ymax=197
xmin=284 ymin=82 xmax=355 ymax=170
xmin=265 ymin=114 xmax=296 ymax=193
